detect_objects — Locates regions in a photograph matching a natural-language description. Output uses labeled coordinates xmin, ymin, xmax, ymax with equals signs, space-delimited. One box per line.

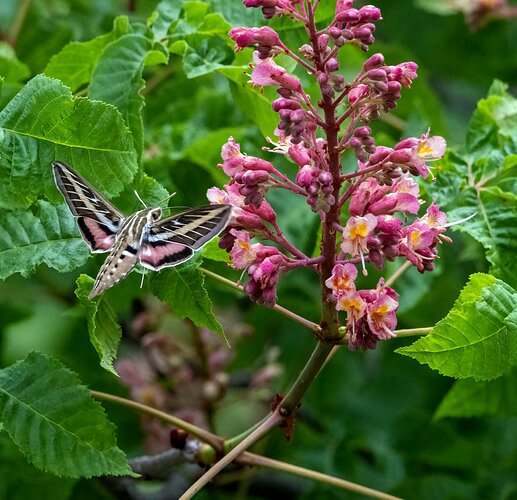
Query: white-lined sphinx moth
xmin=53 ymin=161 xmax=231 ymax=299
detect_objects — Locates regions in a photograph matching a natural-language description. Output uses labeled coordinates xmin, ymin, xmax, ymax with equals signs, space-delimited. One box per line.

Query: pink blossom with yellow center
xmin=341 ymin=214 xmax=377 ymax=257
xmin=367 ymin=295 xmax=398 ymax=339
xmin=325 ymin=263 xmax=358 ymax=297
xmin=336 ymin=290 xmax=367 ymax=322
xmin=229 ymin=229 xmax=258 ymax=270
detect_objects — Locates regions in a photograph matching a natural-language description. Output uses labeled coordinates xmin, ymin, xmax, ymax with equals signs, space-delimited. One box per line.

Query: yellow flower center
xmin=410 ymin=230 xmax=421 ymax=245
xmin=417 ymin=141 xmax=432 ymax=156
xmin=350 ymin=222 xmax=368 ymax=240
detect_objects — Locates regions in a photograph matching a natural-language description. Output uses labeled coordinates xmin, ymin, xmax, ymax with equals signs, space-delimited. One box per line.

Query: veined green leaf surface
xmin=397 ymin=274 xmax=517 ymax=381
xmin=75 ymin=275 xmax=122 ymax=376
xmin=0 ymin=200 xmax=88 ymax=279
xmin=0 ymin=352 xmax=135 ymax=478
xmin=0 ymin=74 xmax=138 ymax=209
xmin=428 ymin=83 xmax=517 ymax=288
xmin=44 ymin=16 xmax=130 ymax=93
xmin=89 ymin=33 xmax=153 ymax=161
xmin=150 ymin=259 xmax=225 ymax=340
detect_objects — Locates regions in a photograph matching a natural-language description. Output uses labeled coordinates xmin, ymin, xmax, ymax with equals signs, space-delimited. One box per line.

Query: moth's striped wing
xmin=53 ymin=161 xmax=125 ymax=253
xmin=139 ymin=204 xmax=232 ymax=270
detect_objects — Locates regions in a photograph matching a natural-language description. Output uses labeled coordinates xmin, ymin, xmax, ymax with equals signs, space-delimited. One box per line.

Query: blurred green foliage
xmin=0 ymin=0 xmax=516 ymax=499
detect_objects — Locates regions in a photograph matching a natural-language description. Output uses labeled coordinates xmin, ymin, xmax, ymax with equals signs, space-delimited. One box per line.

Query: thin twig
xmin=179 ymin=412 xmax=283 ymax=499
xmin=384 ymin=261 xmax=412 ymax=287
xmin=200 ymin=268 xmax=321 ymax=333
xmin=240 ymin=454 xmax=403 ymax=500
xmin=92 ymin=390 xmax=402 ymax=498
xmin=91 ymin=390 xmax=222 ymax=449
xmin=394 ymin=327 xmax=432 ymax=337
xmin=7 ymin=0 xmax=32 ymax=47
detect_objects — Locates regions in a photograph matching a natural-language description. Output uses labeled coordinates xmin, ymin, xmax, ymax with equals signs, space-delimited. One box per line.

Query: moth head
xmin=148 ymin=207 xmax=162 ymax=223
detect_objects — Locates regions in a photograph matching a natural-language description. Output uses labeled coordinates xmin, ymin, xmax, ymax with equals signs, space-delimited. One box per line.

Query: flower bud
xmin=318 ymin=171 xmax=333 ymax=185
xmin=364 ymin=53 xmax=384 ymax=71
xmin=325 ymin=58 xmax=340 ymax=72
xmin=354 ymin=126 xmax=372 ymax=138
xmin=367 ymin=68 xmax=387 ymax=81
xmin=290 ymin=109 xmax=306 ymax=123
xmin=336 ymin=8 xmax=360 ymax=23
xmin=358 ymin=5 xmax=382 ymax=21
xmin=329 ymin=27 xmax=342 ymax=39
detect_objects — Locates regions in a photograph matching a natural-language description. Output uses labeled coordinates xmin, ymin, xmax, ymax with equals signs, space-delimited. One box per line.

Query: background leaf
xmin=0 ymin=74 xmax=138 ymax=209
xmin=434 ymin=372 xmax=517 ymax=419
xmin=150 ymin=258 xmax=225 ymax=340
xmin=0 ymin=352 xmax=135 ymax=478
xmin=0 ymin=201 xmax=89 ymax=280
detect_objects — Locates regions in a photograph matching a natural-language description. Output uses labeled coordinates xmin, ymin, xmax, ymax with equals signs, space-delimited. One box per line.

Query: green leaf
xmin=0 ymin=201 xmax=89 ymax=280
xmin=182 ymin=35 xmax=234 ymax=79
xmin=396 ymin=274 xmax=517 ymax=381
xmin=150 ymin=259 xmax=226 ymax=340
xmin=181 ymin=126 xmax=241 ymax=185
xmin=434 ymin=371 xmax=517 ymax=419
xmin=201 ymin=238 xmax=229 ymax=262
xmin=0 ymin=352 xmax=135 ymax=478
xmin=0 ymin=433 xmax=76 ymax=500
xmin=427 ymin=85 xmax=517 ymax=288
xmin=75 ymin=275 xmax=122 ymax=376
xmin=0 ymin=42 xmax=31 ymax=82
xmin=89 ymin=33 xmax=153 ymax=162
xmin=219 ymin=53 xmax=279 ymax=138
xmin=149 ymin=0 xmax=182 ymax=40
xmin=0 ymin=74 xmax=138 ymax=209
xmin=44 ymin=16 xmax=130 ymax=93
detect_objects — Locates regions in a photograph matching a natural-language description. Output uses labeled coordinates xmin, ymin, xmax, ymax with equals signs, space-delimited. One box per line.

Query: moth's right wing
xmin=53 ymin=161 xmax=124 ymax=253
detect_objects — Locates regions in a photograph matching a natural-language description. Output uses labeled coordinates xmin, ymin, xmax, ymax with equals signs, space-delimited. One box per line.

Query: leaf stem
xmin=394 ymin=327 xmax=432 ymax=337
xmin=7 ymin=0 xmax=31 ymax=47
xmin=239 ymin=454 xmax=403 ymax=500
xmin=384 ymin=261 xmax=412 ymax=287
xmin=93 ymin=390 xmax=400 ymax=498
xmin=91 ymin=390 xmax=222 ymax=449
xmin=200 ymin=268 xmax=321 ymax=333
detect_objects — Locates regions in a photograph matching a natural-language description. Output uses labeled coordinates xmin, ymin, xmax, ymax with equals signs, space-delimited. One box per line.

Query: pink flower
xmin=399 ymin=221 xmax=439 ymax=272
xmin=341 ymin=214 xmax=377 ymax=257
xmin=387 ymin=62 xmax=418 ymax=88
xmin=394 ymin=130 xmax=446 ymax=178
xmin=364 ymin=280 xmax=399 ymax=339
xmin=325 ymin=263 xmax=358 ymax=297
xmin=244 ymin=250 xmax=286 ymax=307
xmin=421 ymin=201 xmax=447 ymax=228
xmin=229 ymin=229 xmax=257 ymax=269
xmin=337 ymin=290 xmax=367 ymax=322
xmin=220 ymin=137 xmax=275 ymax=177
xmin=206 ymin=184 xmax=262 ymax=229
xmin=250 ymin=52 xmax=302 ymax=92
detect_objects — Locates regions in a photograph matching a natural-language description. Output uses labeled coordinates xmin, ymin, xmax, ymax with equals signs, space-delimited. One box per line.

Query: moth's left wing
xmin=53 ymin=161 xmax=125 ymax=253
xmin=149 ymin=204 xmax=232 ymax=250
xmin=138 ymin=204 xmax=232 ymax=270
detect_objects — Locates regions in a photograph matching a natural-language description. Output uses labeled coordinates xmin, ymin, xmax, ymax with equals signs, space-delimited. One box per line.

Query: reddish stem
xmin=305 ymin=1 xmax=341 ymax=340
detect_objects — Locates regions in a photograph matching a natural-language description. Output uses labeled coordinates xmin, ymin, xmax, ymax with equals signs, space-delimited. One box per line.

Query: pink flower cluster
xmin=325 ymin=264 xmax=399 ymax=349
xmin=206 ymin=0 xmax=452 ymax=350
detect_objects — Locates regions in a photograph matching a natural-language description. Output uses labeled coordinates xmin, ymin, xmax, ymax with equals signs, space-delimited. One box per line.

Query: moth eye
xmin=152 ymin=210 xmax=161 ymax=221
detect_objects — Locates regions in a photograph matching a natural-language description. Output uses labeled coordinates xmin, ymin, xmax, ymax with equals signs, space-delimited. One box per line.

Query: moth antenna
xmin=140 ymin=271 xmax=145 ymax=289
xmin=154 ymin=191 xmax=177 ymax=208
xmin=134 ymin=190 xmax=147 ymax=208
